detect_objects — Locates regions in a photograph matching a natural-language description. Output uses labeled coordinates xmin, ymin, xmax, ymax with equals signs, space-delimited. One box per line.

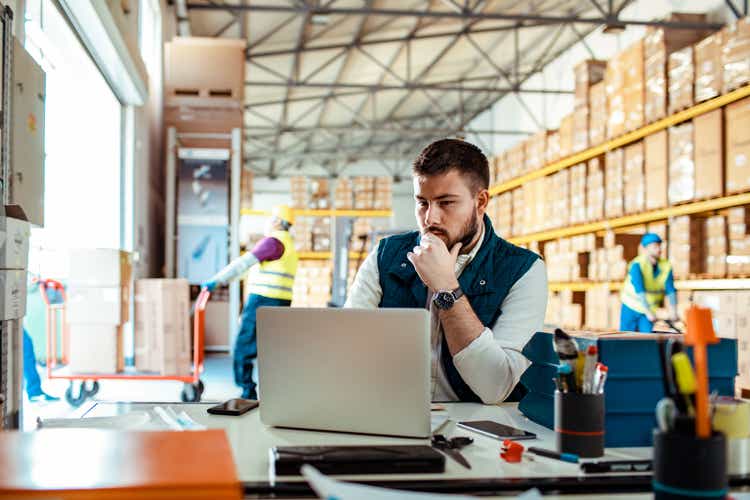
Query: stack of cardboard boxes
xmin=588 ymin=82 xmax=607 ymax=146
xmin=705 ymin=215 xmax=728 ymax=277
xmin=524 ymin=131 xmax=548 ymax=173
xmin=605 ymin=46 xmax=626 ymax=139
xmin=292 ymin=218 xmax=313 ymax=252
xmin=667 ymin=122 xmax=695 ymax=204
xmin=559 ymin=114 xmax=574 ymax=159
xmin=550 ymin=170 xmax=570 ymax=230
xmin=604 ymin=148 xmax=624 ymax=218
xmin=309 ymin=178 xmax=330 ymax=210
xmin=586 ymin=157 xmax=605 ymax=221
xmin=373 ymin=177 xmax=393 ymax=210
xmin=728 ymin=206 xmax=750 ymax=275
xmin=573 ymin=60 xmax=606 ymax=154
xmin=67 ymin=250 xmax=131 ymax=374
xmin=290 ymin=177 xmax=308 ymax=209
xmin=585 ymin=285 xmax=622 ymax=330
xmin=292 ymin=261 xmax=332 ymax=307
xmin=311 ymin=218 xmax=331 ymax=252
xmin=545 ymin=289 xmax=586 ymax=329
xmin=623 ymin=142 xmax=645 ymax=214
xmin=334 ymin=178 xmax=353 ymax=210
xmin=494 ymin=192 xmax=512 ymax=237
xmin=722 ymin=17 xmax=750 ymax=93
xmin=695 ymin=31 xmax=725 ymax=102
xmin=507 ymin=143 xmax=525 ymax=179
xmin=694 ymin=109 xmax=724 ymax=200
xmin=668 ymin=46 xmax=695 ymax=114
xmin=134 ymin=279 xmax=191 ymax=376
xmin=511 ymin=188 xmax=524 ymax=236
xmin=669 ymin=215 xmax=705 ymax=279
xmin=353 ymin=177 xmax=376 ymax=210
xmin=590 ymin=233 xmax=640 ymax=282
xmin=645 ymin=130 xmax=669 ymax=209
xmin=569 ymin=163 xmax=587 ymax=224
xmin=546 ymin=131 xmax=561 ymax=165
xmin=726 ymin=97 xmax=750 ymax=194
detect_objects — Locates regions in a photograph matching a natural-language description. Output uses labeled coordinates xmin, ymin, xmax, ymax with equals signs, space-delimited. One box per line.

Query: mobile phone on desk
xmin=456 ymin=420 xmax=536 ymax=440
xmin=207 ymin=398 xmax=259 ymax=416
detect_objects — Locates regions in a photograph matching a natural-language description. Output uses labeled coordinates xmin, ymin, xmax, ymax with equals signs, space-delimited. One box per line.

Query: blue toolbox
xmin=518 ymin=331 xmax=738 ymax=447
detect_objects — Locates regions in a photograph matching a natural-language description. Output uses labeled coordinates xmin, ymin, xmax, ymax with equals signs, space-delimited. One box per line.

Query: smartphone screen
xmin=207 ymin=398 xmax=259 ymax=416
xmin=456 ymin=420 xmax=536 ymax=440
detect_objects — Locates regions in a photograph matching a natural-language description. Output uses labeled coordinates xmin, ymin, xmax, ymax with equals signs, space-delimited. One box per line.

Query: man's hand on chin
xmin=407 ymin=232 xmax=462 ymax=291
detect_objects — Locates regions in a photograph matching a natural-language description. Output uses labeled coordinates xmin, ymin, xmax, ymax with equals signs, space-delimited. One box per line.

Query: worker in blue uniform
xmin=620 ymin=233 xmax=679 ymax=332
xmin=201 ymin=205 xmax=298 ymax=400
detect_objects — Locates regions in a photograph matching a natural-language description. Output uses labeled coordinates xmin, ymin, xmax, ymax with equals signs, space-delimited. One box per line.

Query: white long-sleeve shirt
xmin=344 ymin=231 xmax=548 ymax=404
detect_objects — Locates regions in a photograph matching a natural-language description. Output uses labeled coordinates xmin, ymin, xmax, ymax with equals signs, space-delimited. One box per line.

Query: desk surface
xmin=81 ymin=402 xmax=673 ymax=497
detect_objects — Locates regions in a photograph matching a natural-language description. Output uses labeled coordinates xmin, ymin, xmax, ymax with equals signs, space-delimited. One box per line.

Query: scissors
xmin=431 ymin=434 xmax=473 ymax=469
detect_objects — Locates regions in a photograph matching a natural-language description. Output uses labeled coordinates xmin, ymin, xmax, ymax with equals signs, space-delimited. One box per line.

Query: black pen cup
xmin=554 ymin=391 xmax=604 ymax=458
xmin=653 ymin=430 xmax=728 ymax=500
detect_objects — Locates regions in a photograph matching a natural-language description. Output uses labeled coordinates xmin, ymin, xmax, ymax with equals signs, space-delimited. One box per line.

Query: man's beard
xmin=424 ymin=212 xmax=480 ymax=250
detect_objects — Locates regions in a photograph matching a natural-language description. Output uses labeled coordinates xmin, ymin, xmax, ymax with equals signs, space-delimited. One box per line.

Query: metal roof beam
xmin=244 ymin=126 xmax=533 ymax=136
xmin=187 ymin=3 xmax=724 ymax=31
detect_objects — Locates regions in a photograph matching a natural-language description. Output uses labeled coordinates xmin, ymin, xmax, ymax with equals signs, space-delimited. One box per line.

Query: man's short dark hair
xmin=412 ymin=139 xmax=490 ymax=193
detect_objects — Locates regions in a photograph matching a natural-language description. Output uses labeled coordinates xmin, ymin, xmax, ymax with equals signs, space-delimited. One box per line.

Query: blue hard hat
xmin=641 ymin=233 xmax=662 ymax=247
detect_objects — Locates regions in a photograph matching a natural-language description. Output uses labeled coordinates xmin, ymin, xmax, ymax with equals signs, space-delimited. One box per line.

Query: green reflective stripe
xmin=259 ymin=270 xmax=295 ymax=280
xmin=251 ymin=283 xmax=293 ymax=293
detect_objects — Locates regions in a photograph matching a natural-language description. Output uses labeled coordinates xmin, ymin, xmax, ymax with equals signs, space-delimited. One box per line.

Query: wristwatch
xmin=432 ymin=286 xmax=464 ymax=310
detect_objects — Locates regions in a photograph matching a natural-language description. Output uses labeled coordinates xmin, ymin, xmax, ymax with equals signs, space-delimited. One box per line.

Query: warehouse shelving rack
xmin=549 ymin=279 xmax=750 ymax=292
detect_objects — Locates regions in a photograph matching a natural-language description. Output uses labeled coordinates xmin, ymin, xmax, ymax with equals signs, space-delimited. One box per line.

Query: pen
xmin=583 ymin=345 xmax=598 ymax=394
xmin=581 ymin=459 xmax=653 ymax=473
xmin=527 ymin=446 xmax=579 ymax=464
xmin=594 ymin=363 xmax=608 ymax=394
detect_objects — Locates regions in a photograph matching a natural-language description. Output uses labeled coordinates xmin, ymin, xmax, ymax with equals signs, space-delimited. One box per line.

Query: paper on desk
xmin=37 ymin=411 xmax=151 ymax=429
xmin=301 ymin=466 xmax=543 ymax=500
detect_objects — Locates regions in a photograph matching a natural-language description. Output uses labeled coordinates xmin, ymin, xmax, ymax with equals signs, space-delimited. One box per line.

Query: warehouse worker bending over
xmin=619 ymin=233 xmax=678 ymax=333
xmin=346 ymin=139 xmax=548 ymax=404
xmin=202 ymin=205 xmax=298 ymax=400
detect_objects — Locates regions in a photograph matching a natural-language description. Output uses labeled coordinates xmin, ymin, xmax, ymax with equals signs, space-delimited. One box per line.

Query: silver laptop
xmin=257 ymin=307 xmax=431 ymax=438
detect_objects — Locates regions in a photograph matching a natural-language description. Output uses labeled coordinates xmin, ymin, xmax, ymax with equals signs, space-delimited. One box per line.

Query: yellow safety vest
xmin=620 ymin=255 xmax=672 ymax=314
xmin=247 ymin=230 xmax=298 ymax=301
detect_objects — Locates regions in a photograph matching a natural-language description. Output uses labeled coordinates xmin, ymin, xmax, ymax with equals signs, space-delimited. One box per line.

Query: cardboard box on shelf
xmin=695 ymin=31 xmax=724 ymax=102
xmin=669 ymin=215 xmax=706 ymax=278
xmin=725 ymin=96 xmax=750 ymax=194
xmin=507 ymin=143 xmax=525 ymax=179
xmin=604 ymin=148 xmax=624 ymax=218
xmin=68 ymin=249 xmax=131 ymax=288
xmin=693 ymin=109 xmax=724 ymax=200
xmin=134 ymin=279 xmax=192 ymax=376
xmin=511 ymin=188 xmax=524 ymax=236
xmin=67 ymin=286 xmax=130 ymax=325
xmin=624 ymin=141 xmax=645 ymax=214
xmin=524 ymin=130 xmax=549 ymax=172
xmin=569 ymin=163 xmax=587 ymax=225
xmin=559 ymin=114 xmax=574 ymax=159
xmin=705 ymin=215 xmax=727 ymax=277
xmin=546 ymin=130 xmax=561 ymax=165
xmin=572 ymin=107 xmax=589 ymax=153
xmin=574 ymin=59 xmax=608 ymax=110
xmin=623 ymin=40 xmax=645 ymax=133
xmin=586 ymin=156 xmax=604 ymax=222
xmin=605 ymin=52 xmax=625 ymax=139
xmin=589 ymin=81 xmax=607 ymax=146
xmin=668 ymin=122 xmax=695 ymax=205
xmin=69 ymin=324 xmax=124 ymax=374
xmin=668 ymin=46 xmax=694 ymax=114
xmin=645 ymin=130 xmax=668 ymax=210
xmin=723 ymin=17 xmax=750 ymax=93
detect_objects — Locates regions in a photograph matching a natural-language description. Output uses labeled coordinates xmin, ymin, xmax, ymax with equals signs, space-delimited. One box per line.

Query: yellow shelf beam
xmin=489 ymin=83 xmax=750 ymax=197
xmin=509 ymin=192 xmax=750 ymax=245
xmin=240 ymin=208 xmax=393 ymax=218
xmin=549 ymin=279 xmax=750 ymax=292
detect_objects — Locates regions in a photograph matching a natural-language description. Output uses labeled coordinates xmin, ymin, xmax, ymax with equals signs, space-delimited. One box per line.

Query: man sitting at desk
xmin=345 ymin=139 xmax=547 ymax=404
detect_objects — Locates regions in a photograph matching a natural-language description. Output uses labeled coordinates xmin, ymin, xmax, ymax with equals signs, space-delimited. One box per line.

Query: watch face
xmin=434 ymin=291 xmax=455 ymax=310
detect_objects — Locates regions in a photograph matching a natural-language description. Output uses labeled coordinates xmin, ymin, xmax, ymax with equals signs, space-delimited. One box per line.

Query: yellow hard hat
xmin=272 ymin=205 xmax=295 ymax=225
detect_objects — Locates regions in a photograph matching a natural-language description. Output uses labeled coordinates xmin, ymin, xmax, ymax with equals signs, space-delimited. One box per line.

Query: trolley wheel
xmin=181 ymin=381 xmax=203 ymax=403
xmin=64 ymin=381 xmax=89 ymax=408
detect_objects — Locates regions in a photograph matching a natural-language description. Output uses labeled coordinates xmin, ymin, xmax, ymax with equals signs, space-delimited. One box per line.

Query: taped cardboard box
xmin=725 ymin=96 xmax=750 ymax=194
xmin=569 ymin=163 xmax=587 ymax=224
xmin=67 ymin=286 xmax=130 ymax=325
xmin=605 ymin=53 xmax=625 ymax=139
xmin=68 ymin=324 xmax=123 ymax=374
xmin=68 ymin=249 xmax=132 ymax=288
xmin=623 ymin=40 xmax=645 ymax=132
xmin=723 ymin=17 xmax=750 ymax=93
xmin=134 ymin=279 xmax=191 ymax=376
xmin=668 ymin=122 xmax=695 ymax=204
xmin=693 ymin=108 xmax=724 ymax=200
xmin=574 ymin=60 xmax=607 ymax=110
xmin=589 ymin=81 xmax=607 ymax=146
xmin=695 ymin=31 xmax=724 ymax=102
xmin=586 ymin=156 xmax=604 ymax=222
xmin=604 ymin=148 xmax=624 ymax=218
xmin=623 ymin=141 xmax=645 ymax=214
xmin=668 ymin=46 xmax=694 ymax=114
xmin=645 ymin=130 xmax=668 ymax=210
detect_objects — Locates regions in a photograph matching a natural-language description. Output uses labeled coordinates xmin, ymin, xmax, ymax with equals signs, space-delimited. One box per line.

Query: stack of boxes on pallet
xmin=728 ymin=206 xmax=750 ymax=274
xmin=67 ymin=250 xmax=131 ymax=374
xmin=134 ymin=279 xmax=191 ymax=376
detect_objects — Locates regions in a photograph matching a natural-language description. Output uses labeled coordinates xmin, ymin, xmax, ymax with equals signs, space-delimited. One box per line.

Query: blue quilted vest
xmin=377 ymin=214 xmax=539 ymax=402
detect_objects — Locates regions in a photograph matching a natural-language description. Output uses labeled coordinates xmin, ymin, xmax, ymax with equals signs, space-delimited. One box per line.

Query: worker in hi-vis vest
xmin=202 ymin=205 xmax=298 ymax=399
xmin=619 ymin=233 xmax=679 ymax=333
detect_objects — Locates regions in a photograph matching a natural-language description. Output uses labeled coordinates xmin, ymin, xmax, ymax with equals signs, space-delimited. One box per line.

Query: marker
xmin=581 ymin=459 xmax=653 ymax=474
xmin=594 ymin=363 xmax=608 ymax=394
xmin=583 ymin=345 xmax=598 ymax=393
xmin=671 ymin=352 xmax=696 ymax=416
xmin=527 ymin=446 xmax=579 ymax=464
xmin=575 ymin=351 xmax=586 ymax=391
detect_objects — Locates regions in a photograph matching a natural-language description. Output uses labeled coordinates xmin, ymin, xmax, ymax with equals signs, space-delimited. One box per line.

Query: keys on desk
xmin=431 ymin=434 xmax=473 ymax=469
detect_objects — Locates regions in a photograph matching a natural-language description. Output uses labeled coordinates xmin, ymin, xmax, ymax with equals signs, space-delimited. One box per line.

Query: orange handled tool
xmin=684 ymin=305 xmax=718 ymax=439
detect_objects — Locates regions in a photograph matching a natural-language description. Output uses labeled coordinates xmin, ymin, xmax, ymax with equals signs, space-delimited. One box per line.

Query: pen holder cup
xmin=653 ymin=430 xmax=728 ymax=500
xmin=554 ymin=391 xmax=604 ymax=458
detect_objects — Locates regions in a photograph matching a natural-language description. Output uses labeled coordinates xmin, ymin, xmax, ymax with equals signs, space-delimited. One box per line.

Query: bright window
xmin=24 ymin=0 xmax=123 ymax=271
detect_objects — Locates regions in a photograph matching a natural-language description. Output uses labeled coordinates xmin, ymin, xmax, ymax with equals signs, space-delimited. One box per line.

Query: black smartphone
xmin=456 ymin=420 xmax=536 ymax=440
xmin=207 ymin=398 xmax=259 ymax=416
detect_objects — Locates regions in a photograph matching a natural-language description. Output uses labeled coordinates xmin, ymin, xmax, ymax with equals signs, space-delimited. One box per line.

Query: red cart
xmin=42 ymin=280 xmax=209 ymax=407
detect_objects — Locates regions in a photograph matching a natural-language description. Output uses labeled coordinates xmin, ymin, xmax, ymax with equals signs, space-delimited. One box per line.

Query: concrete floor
xmin=21 ymin=354 xmax=239 ymax=430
